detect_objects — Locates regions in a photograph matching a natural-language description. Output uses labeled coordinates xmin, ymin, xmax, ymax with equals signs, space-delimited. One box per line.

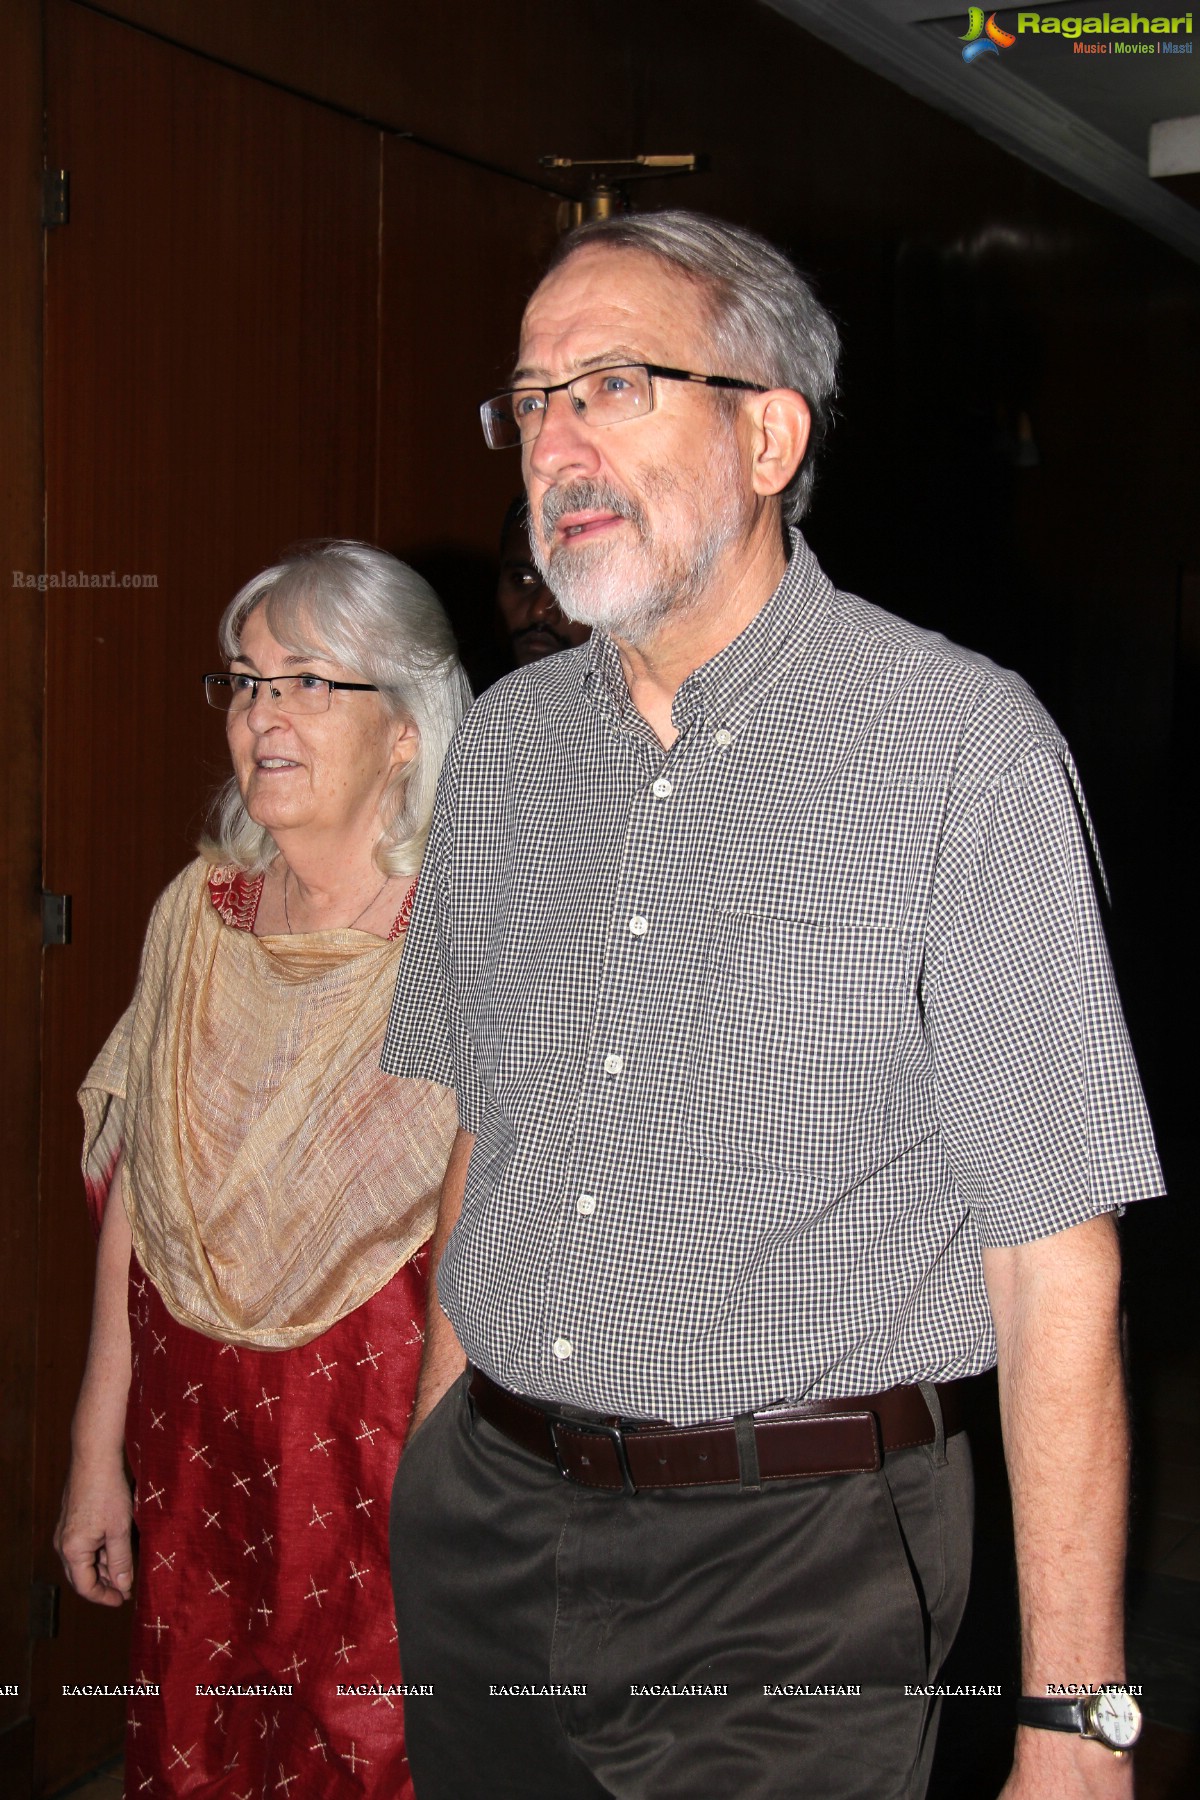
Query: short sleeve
xmin=924 ymin=742 xmax=1163 ymax=1247
xmin=381 ymin=749 xmax=486 ymax=1131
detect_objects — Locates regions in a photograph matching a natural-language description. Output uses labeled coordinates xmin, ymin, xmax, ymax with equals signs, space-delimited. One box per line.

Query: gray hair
xmin=544 ymin=211 xmax=840 ymax=522
xmin=202 ymin=540 xmax=471 ymax=877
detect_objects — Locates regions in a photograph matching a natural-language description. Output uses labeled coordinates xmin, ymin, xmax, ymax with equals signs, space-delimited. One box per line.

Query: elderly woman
xmin=55 ymin=542 xmax=469 ymax=1798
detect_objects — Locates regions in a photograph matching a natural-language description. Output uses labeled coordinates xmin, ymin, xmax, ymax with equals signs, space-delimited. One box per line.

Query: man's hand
xmin=55 ymin=1452 xmax=134 ymax=1606
xmin=983 ymin=1212 xmax=1133 ymax=1799
xmin=999 ymin=1728 xmax=1133 ymax=1798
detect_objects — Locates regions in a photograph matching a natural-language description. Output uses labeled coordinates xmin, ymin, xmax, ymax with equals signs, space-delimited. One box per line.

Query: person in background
xmin=384 ymin=212 xmax=1161 ymax=1799
xmin=56 ymin=541 xmax=469 ymax=1800
xmin=496 ymin=496 xmax=590 ymax=665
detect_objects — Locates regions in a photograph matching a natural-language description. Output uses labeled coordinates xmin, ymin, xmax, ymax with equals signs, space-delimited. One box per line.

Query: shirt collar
xmin=581 ymin=530 xmax=833 ymax=738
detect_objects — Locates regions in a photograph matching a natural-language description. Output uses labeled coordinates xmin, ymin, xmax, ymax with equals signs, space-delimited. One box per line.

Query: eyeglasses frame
xmin=203 ymin=672 xmax=380 ymax=712
xmin=480 ymin=362 xmax=770 ymax=450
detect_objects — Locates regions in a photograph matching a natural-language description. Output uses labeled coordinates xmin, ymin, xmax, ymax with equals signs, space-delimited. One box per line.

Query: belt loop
xmin=735 ymin=1414 xmax=762 ymax=1491
xmin=918 ymin=1382 xmax=947 ymax=1467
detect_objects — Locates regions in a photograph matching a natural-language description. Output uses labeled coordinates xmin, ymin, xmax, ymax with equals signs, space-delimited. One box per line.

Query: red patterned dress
xmin=116 ymin=870 xmax=427 ymax=1798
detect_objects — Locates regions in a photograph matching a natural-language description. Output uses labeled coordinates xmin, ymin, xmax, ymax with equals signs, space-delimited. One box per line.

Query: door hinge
xmin=42 ymin=169 xmax=70 ymax=229
xmin=41 ymin=891 xmax=72 ymax=947
xmin=29 ymin=1579 xmax=60 ymax=1641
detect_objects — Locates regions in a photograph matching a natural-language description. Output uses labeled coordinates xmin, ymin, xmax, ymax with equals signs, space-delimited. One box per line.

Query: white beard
xmin=531 ymin=433 xmax=748 ymax=649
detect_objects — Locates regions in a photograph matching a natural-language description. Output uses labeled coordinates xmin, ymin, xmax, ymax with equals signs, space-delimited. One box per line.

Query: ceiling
xmin=763 ymin=0 xmax=1200 ymax=262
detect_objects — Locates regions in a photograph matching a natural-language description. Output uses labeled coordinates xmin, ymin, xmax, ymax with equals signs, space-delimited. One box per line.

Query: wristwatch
xmin=1017 ymin=1688 xmax=1142 ymax=1754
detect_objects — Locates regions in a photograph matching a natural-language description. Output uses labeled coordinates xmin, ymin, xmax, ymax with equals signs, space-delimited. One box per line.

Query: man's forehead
xmin=514 ymin=246 xmax=711 ymax=382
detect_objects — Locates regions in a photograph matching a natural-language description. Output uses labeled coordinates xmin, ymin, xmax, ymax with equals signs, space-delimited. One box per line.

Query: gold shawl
xmin=80 ymin=858 xmax=456 ymax=1349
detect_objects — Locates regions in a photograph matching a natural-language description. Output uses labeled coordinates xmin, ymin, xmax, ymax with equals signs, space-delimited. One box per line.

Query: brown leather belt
xmin=467 ymin=1366 xmax=967 ymax=1494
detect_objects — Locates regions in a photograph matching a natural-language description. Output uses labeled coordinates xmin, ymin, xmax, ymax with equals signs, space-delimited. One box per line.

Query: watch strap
xmin=1017 ymin=1697 xmax=1086 ymax=1733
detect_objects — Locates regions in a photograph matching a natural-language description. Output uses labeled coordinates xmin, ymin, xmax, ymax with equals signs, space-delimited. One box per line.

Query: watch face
xmin=1087 ymin=1689 xmax=1142 ymax=1749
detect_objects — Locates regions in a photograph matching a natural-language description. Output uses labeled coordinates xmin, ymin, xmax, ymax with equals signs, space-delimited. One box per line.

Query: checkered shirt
xmin=382 ymin=532 xmax=1163 ymax=1425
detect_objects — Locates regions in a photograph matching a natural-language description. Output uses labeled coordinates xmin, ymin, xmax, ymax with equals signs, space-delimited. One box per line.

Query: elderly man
xmin=383 ymin=211 xmax=1161 ymax=1799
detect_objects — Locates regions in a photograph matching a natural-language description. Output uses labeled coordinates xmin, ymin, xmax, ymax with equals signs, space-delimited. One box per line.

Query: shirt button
xmin=714 ymin=728 xmax=733 ymax=748
xmin=603 ymin=1053 xmax=624 ymax=1075
xmin=628 ymin=915 xmax=649 ymax=937
xmin=577 ymin=1194 xmax=597 ymax=1215
xmin=552 ymin=1337 xmax=573 ymax=1360
xmin=652 ymin=777 xmax=673 ymax=799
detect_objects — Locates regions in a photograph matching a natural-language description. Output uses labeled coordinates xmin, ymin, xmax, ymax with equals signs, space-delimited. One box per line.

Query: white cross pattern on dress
xmin=152 ymin=1331 xmax=167 ymax=1356
xmin=303 ymin=1576 xmax=329 ymax=1609
xmin=138 ymin=1772 xmax=153 ymax=1792
xmin=150 ymin=1408 xmax=166 ymax=1430
xmin=308 ymin=1350 xmax=338 ymax=1381
xmin=145 ymin=1615 xmax=170 ymax=1641
xmin=231 ymin=1471 xmax=252 ymax=1495
xmin=223 ymin=1405 xmax=239 ymax=1427
xmin=354 ymin=1487 xmax=375 ymax=1515
xmin=203 ymin=1507 xmax=222 ymax=1529
xmin=141 ymin=1480 xmax=166 ymax=1508
xmin=308 ymin=1727 xmax=329 ymax=1760
xmin=207 ymin=1638 xmax=233 ymax=1660
xmin=348 ymin=1561 xmax=370 ymax=1587
xmin=218 ymin=1342 xmax=241 ymax=1360
xmin=275 ymin=1765 xmax=299 ymax=1795
xmin=309 ymin=1431 xmax=334 ymax=1456
xmin=188 ymin=1443 xmax=213 ymax=1467
xmin=255 ymin=1600 xmax=273 ymax=1627
xmin=208 ymin=1572 xmax=230 ymax=1597
xmin=255 ymin=1386 xmax=281 ymax=1419
xmin=334 ymin=1637 xmax=355 ymax=1664
xmin=167 ymin=1743 xmax=197 ymax=1771
xmin=128 ymin=1711 xmax=142 ymax=1736
xmin=240 ymin=1537 xmax=259 ymax=1561
xmin=153 ymin=1551 xmax=177 ymax=1572
xmin=344 ymin=1744 xmax=371 ymax=1774
xmin=355 ymin=1340 xmax=382 ymax=1369
xmin=182 ymin=1380 xmax=203 ymax=1402
xmin=285 ymin=1651 xmax=307 ymax=1682
xmin=309 ymin=1502 xmax=332 ymax=1528
xmin=262 ymin=1459 xmax=280 ymax=1488
xmin=355 ymin=1418 xmax=381 ymax=1445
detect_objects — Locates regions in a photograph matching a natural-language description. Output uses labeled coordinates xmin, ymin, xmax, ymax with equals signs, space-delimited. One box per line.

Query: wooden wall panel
xmin=0 ymin=0 xmax=46 ymax=1784
xmin=35 ymin=3 xmax=381 ymax=1786
xmin=378 ymin=137 xmax=558 ymax=686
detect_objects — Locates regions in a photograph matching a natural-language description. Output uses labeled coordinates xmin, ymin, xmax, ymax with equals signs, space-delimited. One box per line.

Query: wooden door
xmin=32 ymin=7 xmax=556 ymax=1789
xmin=36 ymin=4 xmax=381 ymax=1787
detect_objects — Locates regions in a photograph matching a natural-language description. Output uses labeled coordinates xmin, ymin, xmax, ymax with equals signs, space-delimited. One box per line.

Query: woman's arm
xmin=406 ymin=1127 xmax=474 ymax=1439
xmin=54 ymin=1159 xmax=136 ymax=1606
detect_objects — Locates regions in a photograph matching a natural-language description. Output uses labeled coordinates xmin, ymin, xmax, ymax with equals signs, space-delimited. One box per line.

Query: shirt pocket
xmin=684 ymin=910 xmax=918 ymax=1189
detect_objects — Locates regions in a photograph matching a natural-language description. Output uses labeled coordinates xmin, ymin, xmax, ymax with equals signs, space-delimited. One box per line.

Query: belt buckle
xmin=550 ymin=1417 xmax=639 ymax=1495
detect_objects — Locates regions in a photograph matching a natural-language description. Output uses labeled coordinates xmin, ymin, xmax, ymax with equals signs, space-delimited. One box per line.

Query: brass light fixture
xmin=540 ymin=154 xmax=702 ymax=230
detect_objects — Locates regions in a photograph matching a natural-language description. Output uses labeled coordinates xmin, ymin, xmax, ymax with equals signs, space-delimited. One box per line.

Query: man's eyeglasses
xmin=204 ymin=673 xmax=379 ymax=714
xmin=480 ymin=363 xmax=768 ymax=451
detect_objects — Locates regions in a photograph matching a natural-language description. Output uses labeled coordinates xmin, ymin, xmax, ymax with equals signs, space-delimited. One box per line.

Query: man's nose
xmin=525 ymin=387 xmax=601 ymax=483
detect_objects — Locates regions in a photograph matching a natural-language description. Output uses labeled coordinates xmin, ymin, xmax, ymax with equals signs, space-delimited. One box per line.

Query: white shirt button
xmin=603 ymin=1053 xmax=624 ymax=1075
xmin=652 ymin=777 xmax=673 ymax=798
xmin=628 ymin=915 xmax=649 ymax=937
xmin=714 ymin=728 xmax=733 ymax=748
xmin=552 ymin=1336 xmax=573 ymax=1359
xmin=577 ymin=1194 xmax=597 ymax=1216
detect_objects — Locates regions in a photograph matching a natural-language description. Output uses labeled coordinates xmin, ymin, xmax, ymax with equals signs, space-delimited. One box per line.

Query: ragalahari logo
xmin=961 ymin=9 xmax=1017 ymax=59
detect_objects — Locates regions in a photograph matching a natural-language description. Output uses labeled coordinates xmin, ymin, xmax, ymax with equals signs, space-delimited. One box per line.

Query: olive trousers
xmin=390 ymin=1374 xmax=973 ymax=1799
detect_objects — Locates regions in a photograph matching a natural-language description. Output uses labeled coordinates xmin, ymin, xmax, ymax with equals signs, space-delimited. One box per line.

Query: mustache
xmin=539 ymin=479 xmax=646 ymax=540
xmin=511 ymin=622 xmax=572 ymax=649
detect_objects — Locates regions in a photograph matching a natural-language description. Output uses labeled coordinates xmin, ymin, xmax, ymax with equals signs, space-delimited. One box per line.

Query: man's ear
xmin=746 ymin=390 xmax=811 ymax=501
